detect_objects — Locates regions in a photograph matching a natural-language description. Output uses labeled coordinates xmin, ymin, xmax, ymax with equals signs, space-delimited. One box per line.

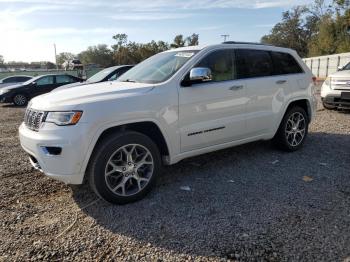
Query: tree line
xmin=57 ymin=33 xmax=199 ymax=68
xmin=261 ymin=0 xmax=350 ymax=57
xmin=0 ymin=33 xmax=199 ymax=70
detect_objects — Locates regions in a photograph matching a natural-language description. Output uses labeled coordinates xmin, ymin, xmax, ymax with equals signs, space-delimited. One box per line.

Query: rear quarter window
xmin=270 ymin=52 xmax=304 ymax=75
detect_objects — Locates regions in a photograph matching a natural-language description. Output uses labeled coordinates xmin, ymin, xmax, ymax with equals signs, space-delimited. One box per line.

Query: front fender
xmin=78 ymin=118 xmax=173 ymax=176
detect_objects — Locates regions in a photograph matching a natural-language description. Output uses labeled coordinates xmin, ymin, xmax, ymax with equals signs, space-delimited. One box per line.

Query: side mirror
xmin=189 ymin=67 xmax=212 ymax=82
xmin=337 ymin=66 xmax=343 ymax=71
xmin=31 ymin=81 xmax=36 ymax=85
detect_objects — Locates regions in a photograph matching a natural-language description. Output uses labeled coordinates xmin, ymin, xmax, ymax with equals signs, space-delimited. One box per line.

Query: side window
xmin=271 ymin=52 xmax=303 ymax=75
xmin=36 ymin=76 xmax=54 ymax=86
xmin=196 ymin=50 xmax=234 ymax=82
xmin=235 ymin=49 xmax=274 ymax=79
xmin=56 ymin=75 xmax=73 ymax=84
xmin=17 ymin=76 xmax=31 ymax=82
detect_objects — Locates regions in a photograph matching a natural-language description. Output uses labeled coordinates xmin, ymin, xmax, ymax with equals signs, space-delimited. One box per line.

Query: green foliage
xmin=186 ymin=33 xmax=199 ymax=46
xmin=171 ymin=35 xmax=186 ymax=48
xmin=78 ymin=44 xmax=114 ymax=67
xmin=261 ymin=0 xmax=350 ymax=57
xmin=261 ymin=7 xmax=309 ymax=57
xmin=56 ymin=52 xmax=75 ymax=66
xmin=112 ymin=33 xmax=198 ymax=65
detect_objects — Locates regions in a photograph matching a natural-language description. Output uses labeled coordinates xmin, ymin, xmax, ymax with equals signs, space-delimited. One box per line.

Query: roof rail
xmin=222 ymin=41 xmax=273 ymax=46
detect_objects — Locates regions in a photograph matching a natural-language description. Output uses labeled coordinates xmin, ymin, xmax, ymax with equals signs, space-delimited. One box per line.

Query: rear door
xmin=55 ymin=75 xmax=77 ymax=90
xmin=235 ymin=49 xmax=286 ymax=137
xmin=179 ymin=49 xmax=247 ymax=152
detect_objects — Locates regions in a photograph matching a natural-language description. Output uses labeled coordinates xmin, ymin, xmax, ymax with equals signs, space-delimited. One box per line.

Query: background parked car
xmin=338 ymin=61 xmax=350 ymax=71
xmin=54 ymin=65 xmax=133 ymax=91
xmin=62 ymin=59 xmax=84 ymax=70
xmin=321 ymin=64 xmax=350 ymax=109
xmin=0 ymin=75 xmax=32 ymax=88
xmin=0 ymin=74 xmax=82 ymax=106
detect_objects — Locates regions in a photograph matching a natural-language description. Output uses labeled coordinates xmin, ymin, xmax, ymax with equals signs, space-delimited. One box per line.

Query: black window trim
xmin=181 ymin=48 xmax=237 ymax=87
xmin=180 ymin=47 xmax=306 ymax=87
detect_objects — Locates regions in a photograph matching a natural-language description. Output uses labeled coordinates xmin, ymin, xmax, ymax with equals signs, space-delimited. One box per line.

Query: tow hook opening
xmin=41 ymin=146 xmax=62 ymax=156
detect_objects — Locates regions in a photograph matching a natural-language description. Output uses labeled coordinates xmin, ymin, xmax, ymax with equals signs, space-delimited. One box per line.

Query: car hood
xmin=329 ymin=70 xmax=350 ymax=78
xmin=53 ymin=81 xmax=89 ymax=91
xmin=0 ymin=82 xmax=23 ymax=89
xmin=30 ymin=81 xmax=155 ymax=110
xmin=1 ymin=83 xmax=23 ymax=91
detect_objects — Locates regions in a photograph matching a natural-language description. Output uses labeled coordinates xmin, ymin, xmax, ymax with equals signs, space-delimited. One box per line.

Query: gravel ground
xmin=0 ymin=87 xmax=349 ymax=261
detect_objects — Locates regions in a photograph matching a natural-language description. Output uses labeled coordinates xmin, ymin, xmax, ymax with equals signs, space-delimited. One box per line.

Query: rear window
xmin=270 ymin=52 xmax=303 ymax=75
xmin=3 ymin=77 xmax=17 ymax=83
xmin=235 ymin=49 xmax=274 ymax=79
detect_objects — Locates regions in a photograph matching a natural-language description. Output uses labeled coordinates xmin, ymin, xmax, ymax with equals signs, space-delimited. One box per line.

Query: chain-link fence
xmin=303 ymin=52 xmax=350 ymax=79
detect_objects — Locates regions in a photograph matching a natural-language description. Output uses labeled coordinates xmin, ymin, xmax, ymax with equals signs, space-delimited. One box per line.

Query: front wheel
xmin=13 ymin=94 xmax=28 ymax=106
xmin=88 ymin=131 xmax=161 ymax=204
xmin=273 ymin=106 xmax=309 ymax=152
xmin=322 ymin=101 xmax=336 ymax=110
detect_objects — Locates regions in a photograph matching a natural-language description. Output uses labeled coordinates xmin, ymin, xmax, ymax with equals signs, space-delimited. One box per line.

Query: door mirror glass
xmin=189 ymin=67 xmax=212 ymax=82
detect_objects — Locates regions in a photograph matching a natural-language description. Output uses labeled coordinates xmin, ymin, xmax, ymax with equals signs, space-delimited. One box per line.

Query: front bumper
xmin=19 ymin=122 xmax=88 ymax=184
xmin=0 ymin=94 xmax=12 ymax=103
xmin=322 ymin=94 xmax=350 ymax=109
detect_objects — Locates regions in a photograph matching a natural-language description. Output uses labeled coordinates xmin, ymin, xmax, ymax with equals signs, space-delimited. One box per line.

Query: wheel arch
xmin=273 ymin=98 xmax=312 ymax=136
xmin=81 ymin=120 xmax=172 ymax=179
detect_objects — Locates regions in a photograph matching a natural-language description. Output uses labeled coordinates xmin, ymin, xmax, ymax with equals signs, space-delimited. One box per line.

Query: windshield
xmin=87 ymin=68 xmax=115 ymax=83
xmin=342 ymin=62 xmax=350 ymax=71
xmin=118 ymin=50 xmax=199 ymax=84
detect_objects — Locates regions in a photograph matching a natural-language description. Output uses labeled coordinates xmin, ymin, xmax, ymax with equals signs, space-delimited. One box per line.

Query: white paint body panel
xmin=19 ymin=44 xmax=316 ymax=184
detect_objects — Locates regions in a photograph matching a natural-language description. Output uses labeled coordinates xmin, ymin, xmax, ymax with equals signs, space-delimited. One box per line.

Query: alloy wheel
xmin=285 ymin=112 xmax=306 ymax=147
xmin=14 ymin=94 xmax=27 ymax=106
xmin=104 ymin=144 xmax=154 ymax=196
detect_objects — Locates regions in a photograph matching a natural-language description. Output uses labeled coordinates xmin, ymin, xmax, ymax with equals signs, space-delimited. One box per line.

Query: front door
xmin=32 ymin=75 xmax=55 ymax=97
xmin=179 ymin=49 xmax=247 ymax=152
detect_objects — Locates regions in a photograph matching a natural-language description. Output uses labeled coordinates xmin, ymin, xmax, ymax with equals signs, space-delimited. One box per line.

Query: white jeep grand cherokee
xmin=19 ymin=42 xmax=317 ymax=204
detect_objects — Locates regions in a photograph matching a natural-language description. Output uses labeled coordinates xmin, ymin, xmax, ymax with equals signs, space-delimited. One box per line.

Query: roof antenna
xmin=221 ymin=34 xmax=229 ymax=42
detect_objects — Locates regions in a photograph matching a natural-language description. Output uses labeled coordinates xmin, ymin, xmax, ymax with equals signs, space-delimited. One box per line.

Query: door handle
xmin=276 ymin=80 xmax=287 ymax=84
xmin=229 ymin=85 xmax=243 ymax=91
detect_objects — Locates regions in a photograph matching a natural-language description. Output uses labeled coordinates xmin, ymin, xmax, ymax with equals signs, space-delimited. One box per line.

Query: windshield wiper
xmin=121 ymin=79 xmax=136 ymax=83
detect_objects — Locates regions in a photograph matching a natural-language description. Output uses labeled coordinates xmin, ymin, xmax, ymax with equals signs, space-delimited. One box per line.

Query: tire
xmin=88 ymin=131 xmax=161 ymax=204
xmin=322 ymin=101 xmax=336 ymax=110
xmin=13 ymin=94 xmax=28 ymax=106
xmin=273 ymin=106 xmax=309 ymax=152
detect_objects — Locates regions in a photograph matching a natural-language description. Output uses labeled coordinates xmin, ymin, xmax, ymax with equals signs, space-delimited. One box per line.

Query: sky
xmin=0 ymin=0 xmax=316 ymax=63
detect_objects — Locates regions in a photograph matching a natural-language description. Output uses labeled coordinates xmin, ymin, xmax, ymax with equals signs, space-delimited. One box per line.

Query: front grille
xmin=332 ymin=78 xmax=350 ymax=90
xmin=24 ymin=109 xmax=45 ymax=131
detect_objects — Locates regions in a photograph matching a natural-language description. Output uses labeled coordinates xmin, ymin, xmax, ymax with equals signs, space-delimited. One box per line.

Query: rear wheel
xmin=13 ymin=94 xmax=28 ymax=106
xmin=273 ymin=106 xmax=309 ymax=152
xmin=88 ymin=131 xmax=161 ymax=204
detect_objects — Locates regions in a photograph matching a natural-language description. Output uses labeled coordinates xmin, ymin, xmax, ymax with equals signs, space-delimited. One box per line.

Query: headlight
xmin=0 ymin=89 xmax=9 ymax=95
xmin=324 ymin=77 xmax=331 ymax=87
xmin=44 ymin=111 xmax=83 ymax=126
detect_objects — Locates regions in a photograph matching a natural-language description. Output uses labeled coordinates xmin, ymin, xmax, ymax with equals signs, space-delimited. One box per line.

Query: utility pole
xmin=54 ymin=43 xmax=58 ymax=70
xmin=221 ymin=34 xmax=230 ymax=42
